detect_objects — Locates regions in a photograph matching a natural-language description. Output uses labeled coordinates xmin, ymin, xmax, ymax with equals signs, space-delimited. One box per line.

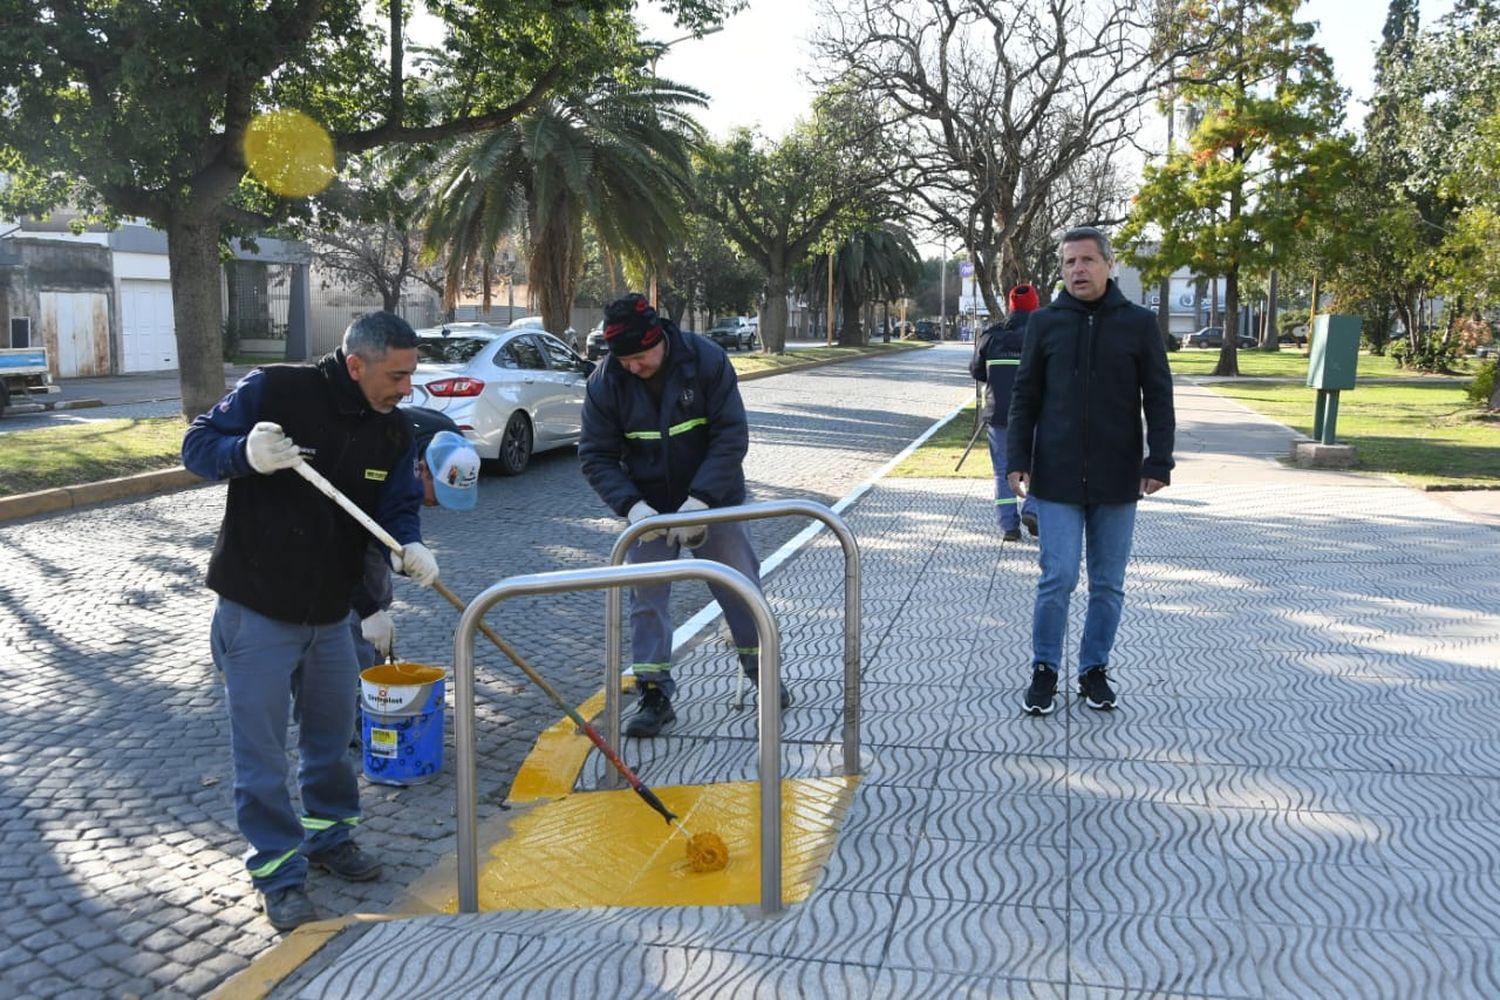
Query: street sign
xmin=958 ymin=261 xmax=974 ymax=278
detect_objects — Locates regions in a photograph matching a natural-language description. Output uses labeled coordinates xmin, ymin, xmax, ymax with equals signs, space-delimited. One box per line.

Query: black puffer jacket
xmin=578 ymin=323 xmax=748 ymax=515
xmin=1005 ymin=280 xmax=1175 ymax=504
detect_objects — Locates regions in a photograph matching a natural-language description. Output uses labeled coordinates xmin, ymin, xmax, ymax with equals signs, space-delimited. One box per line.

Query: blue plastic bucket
xmin=359 ymin=662 xmax=445 ymax=786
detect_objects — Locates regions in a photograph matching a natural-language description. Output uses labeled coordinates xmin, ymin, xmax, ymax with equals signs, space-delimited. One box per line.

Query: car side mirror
xmin=580 ymin=359 xmax=596 ymax=376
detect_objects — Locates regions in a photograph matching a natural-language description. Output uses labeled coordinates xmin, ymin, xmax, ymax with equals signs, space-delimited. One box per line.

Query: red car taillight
xmin=423 ymin=377 xmax=486 ymax=397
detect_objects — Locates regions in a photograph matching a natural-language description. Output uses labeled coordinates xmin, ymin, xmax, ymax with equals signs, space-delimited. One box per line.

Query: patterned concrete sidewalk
xmin=244 ymin=384 xmax=1500 ymax=999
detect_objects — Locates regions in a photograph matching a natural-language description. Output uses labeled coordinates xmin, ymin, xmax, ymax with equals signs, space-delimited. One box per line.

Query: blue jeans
xmin=211 ymin=598 xmax=363 ymax=891
xmin=1031 ymin=499 xmax=1138 ymax=675
xmin=987 ymin=426 xmax=1036 ymax=532
xmin=625 ymin=519 xmax=763 ymax=699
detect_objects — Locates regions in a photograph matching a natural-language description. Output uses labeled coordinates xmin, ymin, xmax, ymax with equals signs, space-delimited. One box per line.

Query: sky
xmin=641 ymin=0 xmax=1459 ymax=139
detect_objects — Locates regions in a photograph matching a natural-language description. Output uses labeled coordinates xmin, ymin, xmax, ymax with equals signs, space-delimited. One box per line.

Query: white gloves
xmin=392 ymin=541 xmax=439 ymax=587
xmin=667 ymin=497 xmax=710 ymax=549
xmin=245 ymin=422 xmax=301 ymax=474
xmin=627 ymin=499 xmax=665 ymax=542
xmin=360 ymin=610 xmax=395 ymax=657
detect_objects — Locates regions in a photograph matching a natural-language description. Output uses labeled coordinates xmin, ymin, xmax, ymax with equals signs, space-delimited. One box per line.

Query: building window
xmin=10 ymin=317 xmax=30 ymax=349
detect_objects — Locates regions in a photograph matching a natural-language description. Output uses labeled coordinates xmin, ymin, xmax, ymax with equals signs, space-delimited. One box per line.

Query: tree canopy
xmin=0 ymin=0 xmax=735 ymax=416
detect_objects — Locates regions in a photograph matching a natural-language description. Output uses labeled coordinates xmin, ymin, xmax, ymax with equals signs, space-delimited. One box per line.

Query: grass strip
xmin=1 ymin=416 xmax=188 ymax=498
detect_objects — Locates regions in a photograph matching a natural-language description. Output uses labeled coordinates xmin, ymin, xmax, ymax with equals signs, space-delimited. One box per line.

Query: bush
xmin=1467 ymin=359 xmax=1497 ymax=406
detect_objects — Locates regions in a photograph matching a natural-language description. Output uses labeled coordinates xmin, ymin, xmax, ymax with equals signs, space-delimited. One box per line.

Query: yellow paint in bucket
xmin=360 ymin=662 xmax=445 ymax=715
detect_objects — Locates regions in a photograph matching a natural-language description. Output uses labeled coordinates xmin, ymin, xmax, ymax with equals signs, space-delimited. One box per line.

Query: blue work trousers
xmin=625 ymin=520 xmax=762 ymax=699
xmin=1030 ymin=499 xmax=1138 ymax=676
xmin=211 ymin=598 xmax=363 ymax=891
xmin=987 ymin=426 xmax=1036 ymax=532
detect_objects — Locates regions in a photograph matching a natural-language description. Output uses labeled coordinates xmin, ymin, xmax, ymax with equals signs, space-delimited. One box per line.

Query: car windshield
xmin=416 ymin=336 xmax=490 ymax=364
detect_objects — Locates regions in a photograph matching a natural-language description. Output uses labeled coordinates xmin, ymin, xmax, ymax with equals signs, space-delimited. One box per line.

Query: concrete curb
xmin=0 ymin=467 xmax=206 ymax=523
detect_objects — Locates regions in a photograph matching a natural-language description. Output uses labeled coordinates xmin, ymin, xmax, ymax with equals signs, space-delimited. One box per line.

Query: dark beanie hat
xmin=1008 ymin=283 xmax=1040 ymax=313
xmin=602 ymin=293 xmax=666 ymax=357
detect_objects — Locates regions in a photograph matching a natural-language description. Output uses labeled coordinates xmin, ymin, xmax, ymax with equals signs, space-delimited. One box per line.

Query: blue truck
xmin=0 ymin=347 xmax=57 ymax=416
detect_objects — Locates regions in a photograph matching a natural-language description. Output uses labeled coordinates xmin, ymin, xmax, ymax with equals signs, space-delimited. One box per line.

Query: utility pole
xmin=938 ymin=238 xmax=947 ymax=340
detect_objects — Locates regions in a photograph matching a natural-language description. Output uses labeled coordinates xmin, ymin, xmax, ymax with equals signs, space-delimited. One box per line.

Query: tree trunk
xmin=762 ymin=264 xmax=789 ymax=354
xmin=837 ymin=285 xmax=863 ymax=346
xmin=1265 ymin=268 xmax=1279 ymax=352
xmin=166 ymin=211 xmax=228 ymax=420
xmin=1213 ymin=266 xmax=1241 ymax=377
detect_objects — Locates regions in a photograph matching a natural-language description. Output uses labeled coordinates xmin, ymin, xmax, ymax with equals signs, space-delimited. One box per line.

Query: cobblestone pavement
xmin=0 ymin=347 xmax=970 ymax=998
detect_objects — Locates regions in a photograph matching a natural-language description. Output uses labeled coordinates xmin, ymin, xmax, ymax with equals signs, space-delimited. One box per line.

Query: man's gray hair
xmin=344 ymin=311 xmax=419 ymax=360
xmin=1060 ymin=226 xmax=1114 ymax=262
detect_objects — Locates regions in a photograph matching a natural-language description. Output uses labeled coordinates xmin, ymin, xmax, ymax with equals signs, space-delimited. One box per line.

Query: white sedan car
xmin=403 ymin=323 xmax=594 ymax=475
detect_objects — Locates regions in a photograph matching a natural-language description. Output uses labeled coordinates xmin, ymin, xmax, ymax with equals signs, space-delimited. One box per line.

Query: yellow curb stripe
xmin=507 ymin=689 xmax=607 ymax=802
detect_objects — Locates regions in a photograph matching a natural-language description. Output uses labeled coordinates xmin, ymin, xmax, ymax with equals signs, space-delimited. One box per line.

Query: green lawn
xmin=891 ymin=377 xmax=1500 ymax=488
xmin=730 ymin=339 xmax=925 ymax=377
xmin=0 ymin=416 xmax=188 ymax=497
xmin=1211 ymin=381 xmax=1500 ymax=487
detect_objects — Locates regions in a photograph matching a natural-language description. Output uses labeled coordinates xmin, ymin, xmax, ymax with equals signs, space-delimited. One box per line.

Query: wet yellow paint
xmin=359 ymin=661 xmax=444 ymax=686
xmin=507 ymin=691 xmax=608 ymax=803
xmin=451 ymin=776 xmax=859 ymax=911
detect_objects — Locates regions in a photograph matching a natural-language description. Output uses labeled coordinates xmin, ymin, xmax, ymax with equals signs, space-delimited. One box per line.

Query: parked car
xmin=404 ymin=323 xmax=593 ymax=475
xmin=585 ymin=320 xmax=607 ymax=360
xmin=1183 ymin=325 xmax=1256 ymax=349
xmin=507 ymin=315 xmax=580 ymax=353
xmin=908 ymin=320 xmax=939 ymax=341
xmin=1477 ymin=341 xmax=1500 ymax=359
xmin=706 ymin=316 xmax=756 ymax=351
xmin=1278 ymin=325 xmax=1309 ymax=347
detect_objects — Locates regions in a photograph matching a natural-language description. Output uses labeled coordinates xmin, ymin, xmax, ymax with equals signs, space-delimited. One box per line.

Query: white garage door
xmin=120 ymin=279 xmax=178 ymax=373
xmin=39 ymin=291 xmax=111 ymax=378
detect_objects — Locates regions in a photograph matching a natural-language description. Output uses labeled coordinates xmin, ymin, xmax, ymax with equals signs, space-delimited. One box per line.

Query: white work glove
xmin=392 ymin=541 xmax=439 ymax=587
xmin=245 ymin=422 xmax=301 ymax=474
xmin=667 ymin=496 xmax=710 ymax=549
xmin=360 ymin=610 xmax=395 ymax=657
xmin=627 ymin=499 xmax=665 ymax=542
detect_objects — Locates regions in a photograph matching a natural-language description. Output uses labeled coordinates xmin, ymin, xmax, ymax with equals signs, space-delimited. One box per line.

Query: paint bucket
xmin=359 ymin=662 xmax=446 ymax=786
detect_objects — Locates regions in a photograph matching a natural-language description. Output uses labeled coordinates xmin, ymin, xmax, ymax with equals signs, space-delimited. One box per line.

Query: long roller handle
xmin=290 ymin=460 xmax=681 ymax=826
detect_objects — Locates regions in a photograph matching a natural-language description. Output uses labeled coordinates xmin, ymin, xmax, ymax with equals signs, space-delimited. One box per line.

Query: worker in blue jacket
xmin=970 ymin=283 xmax=1041 ymax=541
xmin=579 ymin=293 xmax=784 ymax=738
xmin=182 ymin=312 xmax=436 ymax=932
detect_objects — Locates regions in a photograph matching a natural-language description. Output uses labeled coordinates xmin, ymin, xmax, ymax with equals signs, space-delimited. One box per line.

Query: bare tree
xmin=311 ymin=217 xmax=445 ymax=313
xmin=815 ymin=0 xmax=1200 ymax=314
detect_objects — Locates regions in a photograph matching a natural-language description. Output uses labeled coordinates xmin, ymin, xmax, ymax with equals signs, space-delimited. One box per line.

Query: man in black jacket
xmin=1006 ymin=227 xmax=1175 ymax=714
xmin=182 ymin=312 xmax=438 ymax=930
xmin=970 ymin=283 xmax=1042 ymax=542
xmin=579 ymin=293 xmax=783 ymax=738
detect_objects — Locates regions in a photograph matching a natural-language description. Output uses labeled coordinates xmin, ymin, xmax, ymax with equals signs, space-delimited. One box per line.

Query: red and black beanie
xmin=602 ymin=293 xmax=665 ymax=357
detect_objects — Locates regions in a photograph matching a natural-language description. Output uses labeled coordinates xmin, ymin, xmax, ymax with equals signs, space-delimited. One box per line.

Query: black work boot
xmin=307 ymin=841 xmax=382 ymax=881
xmin=626 ymin=683 xmax=676 ymax=737
xmin=741 ymin=657 xmax=792 ymax=710
xmin=261 ymin=885 xmax=318 ymax=931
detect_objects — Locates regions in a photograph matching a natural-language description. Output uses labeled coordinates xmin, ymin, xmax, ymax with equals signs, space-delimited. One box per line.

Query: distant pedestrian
xmin=579 ymin=292 xmax=783 ymax=738
xmin=182 ymin=312 xmax=439 ymax=931
xmin=969 ymin=283 xmax=1040 ymax=542
xmin=1007 ymin=228 xmax=1175 ymax=714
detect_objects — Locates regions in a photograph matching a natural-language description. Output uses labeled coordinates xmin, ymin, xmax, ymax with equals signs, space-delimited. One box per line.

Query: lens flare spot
xmin=244 ymin=109 xmax=335 ymax=198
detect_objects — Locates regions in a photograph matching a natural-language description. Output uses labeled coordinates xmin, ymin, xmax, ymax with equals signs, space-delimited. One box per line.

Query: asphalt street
xmin=0 ymin=346 xmax=971 ymax=998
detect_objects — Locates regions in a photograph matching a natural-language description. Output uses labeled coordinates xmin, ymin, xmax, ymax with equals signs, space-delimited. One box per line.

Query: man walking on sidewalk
xmin=1007 ymin=227 xmax=1175 ymax=714
xmin=182 ymin=312 xmax=440 ymax=930
xmin=579 ymin=293 xmax=783 ymax=738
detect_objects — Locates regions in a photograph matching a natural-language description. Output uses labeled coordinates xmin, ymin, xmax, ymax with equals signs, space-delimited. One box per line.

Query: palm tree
xmin=423 ymin=75 xmax=704 ymax=335
xmin=808 ymin=223 xmax=922 ymax=345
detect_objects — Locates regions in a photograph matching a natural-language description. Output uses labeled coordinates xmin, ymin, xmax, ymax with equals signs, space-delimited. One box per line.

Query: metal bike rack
xmin=603 ymin=499 xmax=861 ymax=783
xmin=451 ymin=560 xmax=783 ymax=914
